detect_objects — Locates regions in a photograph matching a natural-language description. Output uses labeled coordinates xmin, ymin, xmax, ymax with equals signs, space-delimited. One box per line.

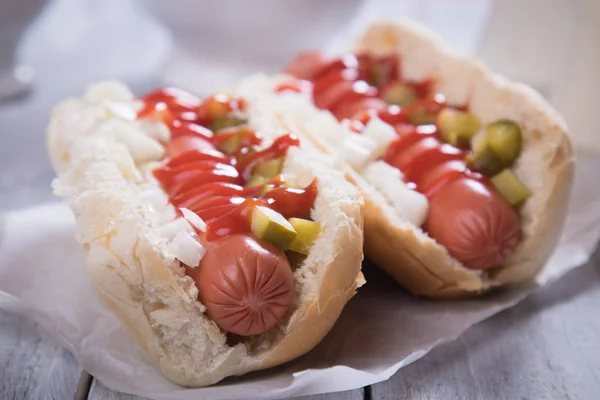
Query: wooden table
xmin=2 ymin=249 xmax=599 ymax=400
xmin=2 ymin=0 xmax=600 ymax=398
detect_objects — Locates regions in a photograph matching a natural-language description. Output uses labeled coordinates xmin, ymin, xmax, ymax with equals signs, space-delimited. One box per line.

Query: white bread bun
xmin=256 ymin=20 xmax=575 ymax=298
xmin=46 ymin=82 xmax=364 ymax=386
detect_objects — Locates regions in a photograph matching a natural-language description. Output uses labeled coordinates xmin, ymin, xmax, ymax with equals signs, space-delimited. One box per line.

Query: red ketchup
xmin=282 ymin=52 xmax=520 ymax=270
xmin=139 ymin=89 xmax=318 ymax=242
xmin=382 ymin=125 xmax=486 ymax=199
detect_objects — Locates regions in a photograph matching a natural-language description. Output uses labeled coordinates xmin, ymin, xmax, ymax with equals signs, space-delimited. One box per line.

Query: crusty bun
xmin=46 ymin=82 xmax=364 ymax=386
xmin=255 ymin=20 xmax=574 ymax=298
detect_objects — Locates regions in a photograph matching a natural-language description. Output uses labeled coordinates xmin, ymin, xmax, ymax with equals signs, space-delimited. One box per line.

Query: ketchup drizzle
xmin=139 ymin=89 xmax=318 ymax=241
xmin=280 ymin=53 xmax=483 ymax=199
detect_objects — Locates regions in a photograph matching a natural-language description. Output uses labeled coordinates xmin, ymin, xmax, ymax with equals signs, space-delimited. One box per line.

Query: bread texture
xmin=261 ymin=20 xmax=575 ymax=298
xmin=47 ymin=82 xmax=365 ymax=386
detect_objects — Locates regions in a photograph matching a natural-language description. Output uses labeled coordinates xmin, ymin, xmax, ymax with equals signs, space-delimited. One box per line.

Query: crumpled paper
xmin=1 ymin=154 xmax=599 ymax=400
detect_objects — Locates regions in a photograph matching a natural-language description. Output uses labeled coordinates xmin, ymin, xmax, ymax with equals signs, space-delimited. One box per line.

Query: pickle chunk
xmin=245 ymin=157 xmax=284 ymax=188
xmin=254 ymin=157 xmax=283 ymax=178
xmin=219 ymin=128 xmax=252 ymax=154
xmin=245 ymin=174 xmax=270 ymax=188
xmin=251 ymin=206 xmax=297 ymax=250
xmin=437 ymin=108 xmax=481 ymax=147
xmin=491 ymin=169 xmax=531 ymax=206
xmin=211 ymin=116 xmax=246 ymax=132
xmin=382 ymin=82 xmax=417 ymax=107
xmin=406 ymin=95 xmax=446 ymax=125
xmin=466 ymin=130 xmax=504 ymax=176
xmin=408 ymin=108 xmax=437 ymax=126
xmin=288 ymin=218 xmax=321 ymax=255
xmin=486 ymin=120 xmax=522 ymax=166
xmin=258 ymin=183 xmax=277 ymax=195
xmin=466 ymin=119 xmax=522 ymax=176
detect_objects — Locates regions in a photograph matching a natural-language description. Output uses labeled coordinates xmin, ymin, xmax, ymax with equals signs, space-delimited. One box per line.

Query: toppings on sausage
xmin=143 ymin=92 xmax=318 ymax=243
xmin=283 ymin=51 xmax=531 ymax=271
xmin=135 ymin=87 xmax=322 ymax=336
xmin=283 ymin=50 xmax=328 ymax=80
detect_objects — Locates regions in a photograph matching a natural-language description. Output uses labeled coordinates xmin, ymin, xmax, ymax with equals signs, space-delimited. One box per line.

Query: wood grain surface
xmin=371 ymin=249 xmax=600 ymax=400
xmin=0 ymin=310 xmax=82 ymax=400
xmin=87 ymin=378 xmax=364 ymax=400
xmin=1 ymin=0 xmax=600 ymax=399
xmin=2 ymin=251 xmax=599 ymax=400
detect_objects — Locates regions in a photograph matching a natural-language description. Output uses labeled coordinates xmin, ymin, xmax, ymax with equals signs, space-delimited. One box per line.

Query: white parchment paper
xmin=0 ymin=153 xmax=599 ymax=400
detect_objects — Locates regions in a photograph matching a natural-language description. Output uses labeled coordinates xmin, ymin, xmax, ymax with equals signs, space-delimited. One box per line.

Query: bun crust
xmin=47 ymin=83 xmax=364 ymax=386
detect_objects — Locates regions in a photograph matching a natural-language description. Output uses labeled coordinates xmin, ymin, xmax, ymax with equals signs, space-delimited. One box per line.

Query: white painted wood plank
xmin=0 ymin=309 xmax=82 ymax=400
xmin=88 ymin=377 xmax=364 ymax=400
xmin=371 ymin=250 xmax=600 ymax=400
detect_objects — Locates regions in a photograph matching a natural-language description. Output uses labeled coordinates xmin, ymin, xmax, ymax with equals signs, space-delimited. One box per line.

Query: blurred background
xmin=0 ymin=0 xmax=598 ymax=212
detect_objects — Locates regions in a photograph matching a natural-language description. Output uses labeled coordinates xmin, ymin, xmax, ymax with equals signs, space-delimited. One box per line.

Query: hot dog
xmin=187 ymin=234 xmax=294 ymax=336
xmin=281 ymin=57 xmax=528 ymax=273
xmin=238 ymin=20 xmax=574 ymax=298
xmin=47 ymin=81 xmax=364 ymax=386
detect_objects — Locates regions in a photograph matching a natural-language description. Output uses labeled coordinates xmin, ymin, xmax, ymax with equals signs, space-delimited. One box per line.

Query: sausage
xmin=314 ymin=80 xmax=377 ymax=111
xmin=314 ymin=80 xmax=357 ymax=110
xmin=333 ymin=97 xmax=387 ymax=121
xmin=417 ymin=160 xmax=467 ymax=196
xmin=387 ymin=136 xmax=440 ymax=176
xmin=402 ymin=144 xmax=464 ymax=186
xmin=283 ymin=50 xmax=328 ymax=80
xmin=165 ymin=136 xmax=216 ymax=159
xmin=186 ymin=234 xmax=294 ymax=336
xmin=425 ymin=178 xmax=520 ymax=270
xmin=313 ymin=68 xmax=359 ymax=96
xmin=170 ymin=121 xmax=213 ymax=140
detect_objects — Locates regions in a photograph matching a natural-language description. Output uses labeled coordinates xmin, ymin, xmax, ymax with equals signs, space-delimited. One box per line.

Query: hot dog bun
xmin=46 ymin=82 xmax=364 ymax=386
xmin=253 ymin=20 xmax=574 ymax=298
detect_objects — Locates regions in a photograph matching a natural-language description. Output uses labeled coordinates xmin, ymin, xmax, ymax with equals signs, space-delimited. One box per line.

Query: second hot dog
xmin=280 ymin=51 xmax=526 ymax=271
xmin=261 ymin=20 xmax=573 ymax=298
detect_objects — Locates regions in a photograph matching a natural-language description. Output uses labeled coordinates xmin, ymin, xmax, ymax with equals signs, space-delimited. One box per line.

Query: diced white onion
xmin=135 ymin=120 xmax=171 ymax=143
xmin=365 ymin=160 xmax=404 ymax=181
xmin=113 ymin=126 xmax=164 ymax=163
xmin=156 ymin=217 xmax=193 ymax=241
xmin=138 ymin=186 xmax=169 ymax=215
xmin=362 ymin=117 xmax=397 ymax=159
xmin=111 ymin=144 xmax=142 ymax=182
xmin=338 ymin=134 xmax=378 ymax=171
xmin=103 ymin=101 xmax=137 ymax=121
xmin=167 ymin=231 xmax=206 ymax=267
xmin=157 ymin=206 xmax=178 ymax=225
xmin=138 ymin=161 xmax=163 ymax=181
xmin=180 ymin=208 xmax=207 ymax=232
xmin=85 ymin=81 xmax=134 ymax=103
xmin=363 ymin=161 xmax=428 ymax=227
xmin=305 ymin=111 xmax=350 ymax=145
xmin=94 ymin=120 xmax=164 ymax=164
xmin=395 ymin=187 xmax=429 ymax=227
